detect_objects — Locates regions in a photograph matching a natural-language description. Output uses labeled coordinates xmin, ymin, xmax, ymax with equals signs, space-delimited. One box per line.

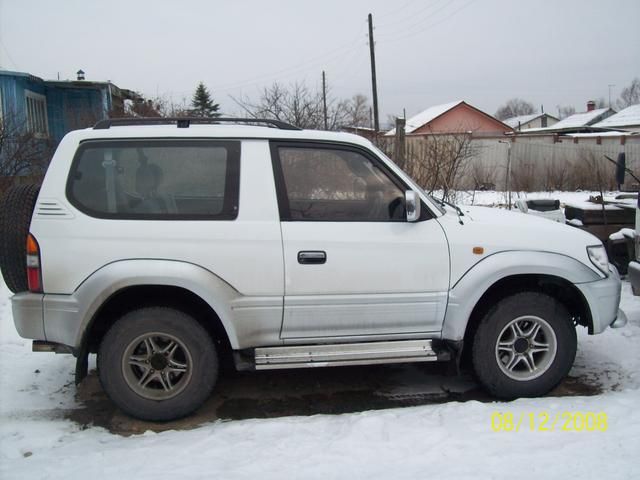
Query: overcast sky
xmin=1 ymin=0 xmax=638 ymax=123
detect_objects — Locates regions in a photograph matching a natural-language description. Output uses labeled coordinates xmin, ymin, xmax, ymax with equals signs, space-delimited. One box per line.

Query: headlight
xmin=587 ymin=245 xmax=609 ymax=275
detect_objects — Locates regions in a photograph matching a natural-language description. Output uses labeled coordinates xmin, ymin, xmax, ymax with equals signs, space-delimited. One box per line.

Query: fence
xmin=389 ymin=134 xmax=640 ymax=194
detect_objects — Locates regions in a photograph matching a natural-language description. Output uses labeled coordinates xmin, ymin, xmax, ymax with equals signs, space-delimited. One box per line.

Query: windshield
xmin=369 ymin=144 xmax=445 ymax=215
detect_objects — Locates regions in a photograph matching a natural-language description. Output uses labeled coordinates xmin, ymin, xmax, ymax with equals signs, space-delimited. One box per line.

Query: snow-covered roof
xmin=386 ymin=100 xmax=463 ymax=136
xmin=503 ymin=113 xmax=540 ymax=128
xmin=593 ymin=104 xmax=640 ymax=128
xmin=549 ymin=107 xmax=613 ymax=129
xmin=502 ymin=113 xmax=558 ymax=129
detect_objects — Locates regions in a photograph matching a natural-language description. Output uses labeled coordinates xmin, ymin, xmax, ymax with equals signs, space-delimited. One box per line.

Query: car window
xmin=274 ymin=145 xmax=406 ymax=221
xmin=67 ymin=140 xmax=240 ymax=220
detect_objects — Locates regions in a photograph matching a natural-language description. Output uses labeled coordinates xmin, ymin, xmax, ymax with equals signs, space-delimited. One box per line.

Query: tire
xmin=0 ymin=184 xmax=40 ymax=293
xmin=471 ymin=292 xmax=577 ymax=399
xmin=98 ymin=307 xmax=218 ymax=421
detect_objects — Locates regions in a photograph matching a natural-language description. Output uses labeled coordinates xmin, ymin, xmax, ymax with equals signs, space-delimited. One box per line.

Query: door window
xmin=273 ymin=145 xmax=406 ymax=221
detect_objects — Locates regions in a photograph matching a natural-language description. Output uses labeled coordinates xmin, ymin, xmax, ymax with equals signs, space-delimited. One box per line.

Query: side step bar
xmin=254 ymin=339 xmax=449 ymax=370
xmin=32 ymin=341 xmax=72 ymax=354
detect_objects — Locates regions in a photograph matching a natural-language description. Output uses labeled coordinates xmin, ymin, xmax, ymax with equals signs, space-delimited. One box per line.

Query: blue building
xmin=0 ymin=69 xmax=139 ymax=146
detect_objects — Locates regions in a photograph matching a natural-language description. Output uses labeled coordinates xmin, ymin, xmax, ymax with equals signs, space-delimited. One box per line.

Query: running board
xmin=254 ymin=339 xmax=448 ymax=370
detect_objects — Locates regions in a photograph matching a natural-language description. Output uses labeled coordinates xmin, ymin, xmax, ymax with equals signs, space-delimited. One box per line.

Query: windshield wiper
xmin=440 ymin=198 xmax=464 ymax=225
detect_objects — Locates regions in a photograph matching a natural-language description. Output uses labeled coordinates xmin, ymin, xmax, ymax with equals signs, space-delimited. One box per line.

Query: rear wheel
xmin=471 ymin=292 xmax=576 ymax=399
xmin=0 ymin=184 xmax=40 ymax=293
xmin=98 ymin=307 xmax=218 ymax=421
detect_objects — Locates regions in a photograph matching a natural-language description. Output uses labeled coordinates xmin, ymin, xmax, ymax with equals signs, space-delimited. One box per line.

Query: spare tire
xmin=0 ymin=184 xmax=40 ymax=293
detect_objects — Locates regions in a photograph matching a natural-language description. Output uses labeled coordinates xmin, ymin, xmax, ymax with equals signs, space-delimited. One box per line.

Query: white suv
xmin=2 ymin=118 xmax=626 ymax=421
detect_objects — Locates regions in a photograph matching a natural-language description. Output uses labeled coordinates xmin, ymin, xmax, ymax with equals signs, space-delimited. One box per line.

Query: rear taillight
xmin=26 ymin=233 xmax=42 ymax=293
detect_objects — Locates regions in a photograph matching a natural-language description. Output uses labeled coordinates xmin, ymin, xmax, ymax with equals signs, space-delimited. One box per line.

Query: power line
xmin=380 ymin=0 xmax=477 ymax=44
xmin=375 ymin=0 xmax=421 ymax=24
xmin=377 ymin=0 xmax=456 ymax=38
xmin=208 ymin=24 xmax=368 ymax=93
xmin=376 ymin=0 xmax=447 ymax=29
xmin=0 ymin=38 xmax=18 ymax=70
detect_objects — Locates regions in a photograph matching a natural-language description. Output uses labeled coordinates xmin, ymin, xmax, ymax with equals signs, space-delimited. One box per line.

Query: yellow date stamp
xmin=491 ymin=411 xmax=608 ymax=432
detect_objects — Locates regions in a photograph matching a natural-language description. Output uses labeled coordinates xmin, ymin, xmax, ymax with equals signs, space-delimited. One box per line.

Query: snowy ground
xmin=452 ymin=189 xmax=626 ymax=208
xmin=1 ymin=262 xmax=640 ymax=478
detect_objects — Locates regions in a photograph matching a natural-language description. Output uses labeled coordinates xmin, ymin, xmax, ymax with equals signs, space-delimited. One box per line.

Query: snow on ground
xmin=453 ymin=190 xmax=625 ymax=208
xmin=1 ymin=278 xmax=640 ymax=478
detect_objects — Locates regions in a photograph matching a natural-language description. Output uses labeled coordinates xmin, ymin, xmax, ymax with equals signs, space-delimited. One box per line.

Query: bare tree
xmin=557 ymin=105 xmax=575 ymax=119
xmin=0 ymin=114 xmax=51 ymax=177
xmin=470 ymin=158 xmax=496 ymax=191
xmin=618 ymin=78 xmax=640 ymax=109
xmin=566 ymin=149 xmax=616 ymax=191
xmin=543 ymin=159 xmax=569 ymax=191
xmin=232 ymin=81 xmax=356 ymax=130
xmin=404 ymin=132 xmax=477 ymax=201
xmin=130 ymin=99 xmax=163 ymax=117
xmin=494 ymin=98 xmax=535 ymax=120
xmin=344 ymin=94 xmax=371 ymax=127
xmin=110 ymin=94 xmax=188 ymax=118
xmin=510 ymin=160 xmax=537 ymax=192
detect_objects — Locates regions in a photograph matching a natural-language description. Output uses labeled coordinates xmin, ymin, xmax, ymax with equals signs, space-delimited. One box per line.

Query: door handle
xmin=298 ymin=251 xmax=327 ymax=265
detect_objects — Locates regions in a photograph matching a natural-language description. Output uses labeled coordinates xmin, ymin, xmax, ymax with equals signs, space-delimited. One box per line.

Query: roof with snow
xmin=503 ymin=113 xmax=539 ymax=128
xmin=593 ymin=104 xmax=640 ymax=128
xmin=549 ymin=107 xmax=614 ymax=130
xmin=386 ymin=100 xmax=463 ymax=135
xmin=502 ymin=113 xmax=558 ymax=129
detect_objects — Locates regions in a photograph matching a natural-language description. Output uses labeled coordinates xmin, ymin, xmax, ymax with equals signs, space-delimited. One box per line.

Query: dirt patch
xmin=65 ymin=361 xmax=603 ymax=436
xmin=549 ymin=375 xmax=602 ymax=397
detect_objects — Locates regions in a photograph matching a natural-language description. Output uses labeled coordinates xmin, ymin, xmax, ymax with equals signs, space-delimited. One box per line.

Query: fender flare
xmin=441 ymin=250 xmax=600 ymax=341
xmin=45 ymin=259 xmax=245 ymax=350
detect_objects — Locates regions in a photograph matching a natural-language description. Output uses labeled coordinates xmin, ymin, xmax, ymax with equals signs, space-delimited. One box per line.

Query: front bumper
xmin=575 ymin=264 xmax=625 ymax=334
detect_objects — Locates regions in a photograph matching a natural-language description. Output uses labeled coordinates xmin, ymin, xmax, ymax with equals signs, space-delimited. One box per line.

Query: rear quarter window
xmin=66 ymin=139 xmax=240 ymax=220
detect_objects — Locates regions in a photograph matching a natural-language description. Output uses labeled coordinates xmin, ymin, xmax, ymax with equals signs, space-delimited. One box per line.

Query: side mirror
xmin=405 ymin=190 xmax=420 ymax=222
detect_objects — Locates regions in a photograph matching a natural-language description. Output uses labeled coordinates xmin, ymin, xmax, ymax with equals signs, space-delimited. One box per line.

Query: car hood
xmin=437 ymin=204 xmax=604 ymax=280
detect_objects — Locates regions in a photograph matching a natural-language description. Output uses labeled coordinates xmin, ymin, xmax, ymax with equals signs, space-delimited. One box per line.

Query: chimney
xmin=77 ymin=69 xmax=85 ymax=81
xmin=587 ymin=100 xmax=596 ymax=112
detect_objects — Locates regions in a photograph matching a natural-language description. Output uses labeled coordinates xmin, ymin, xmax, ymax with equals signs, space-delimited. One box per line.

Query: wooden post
xmin=394 ymin=117 xmax=406 ymax=170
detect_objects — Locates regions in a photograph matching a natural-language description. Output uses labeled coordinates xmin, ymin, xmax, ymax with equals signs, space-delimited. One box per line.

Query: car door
xmin=271 ymin=141 xmax=450 ymax=341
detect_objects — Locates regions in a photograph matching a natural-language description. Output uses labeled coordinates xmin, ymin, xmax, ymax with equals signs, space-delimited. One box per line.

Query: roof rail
xmin=93 ymin=117 xmax=302 ymax=131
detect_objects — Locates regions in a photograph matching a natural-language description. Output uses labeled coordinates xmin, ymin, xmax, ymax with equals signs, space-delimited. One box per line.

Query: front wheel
xmin=471 ymin=292 xmax=577 ymax=399
xmin=98 ymin=307 xmax=218 ymax=421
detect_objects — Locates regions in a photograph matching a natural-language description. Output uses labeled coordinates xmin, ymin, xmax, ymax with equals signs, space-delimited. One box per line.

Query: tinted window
xmin=68 ymin=140 xmax=240 ymax=219
xmin=274 ymin=145 xmax=406 ymax=221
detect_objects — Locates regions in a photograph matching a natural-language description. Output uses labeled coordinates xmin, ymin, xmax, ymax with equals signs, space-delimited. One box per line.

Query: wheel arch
xmin=460 ymin=274 xmax=591 ymax=361
xmin=442 ymin=250 xmax=598 ymax=344
xmin=83 ymin=284 xmax=233 ymax=362
xmin=52 ymin=259 xmax=245 ymax=353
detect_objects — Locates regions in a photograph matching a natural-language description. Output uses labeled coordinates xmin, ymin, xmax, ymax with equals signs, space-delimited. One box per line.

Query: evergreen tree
xmin=191 ymin=82 xmax=220 ymax=117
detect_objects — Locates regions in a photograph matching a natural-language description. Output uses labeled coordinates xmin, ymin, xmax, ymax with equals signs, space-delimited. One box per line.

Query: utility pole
xmin=499 ymin=140 xmax=512 ymax=210
xmin=322 ymin=70 xmax=328 ymax=130
xmin=608 ymin=84 xmax=615 ymax=108
xmin=368 ymin=13 xmax=380 ymax=134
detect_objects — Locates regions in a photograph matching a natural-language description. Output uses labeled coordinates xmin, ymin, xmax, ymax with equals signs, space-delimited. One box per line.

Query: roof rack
xmin=93 ymin=117 xmax=302 ymax=131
